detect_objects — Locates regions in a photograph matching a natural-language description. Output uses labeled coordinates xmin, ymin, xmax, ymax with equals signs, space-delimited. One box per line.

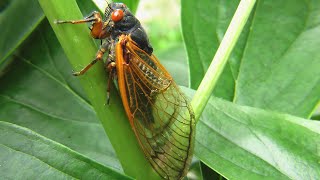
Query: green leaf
xmin=189 ymin=0 xmax=255 ymax=122
xmin=0 ymin=0 xmax=102 ymax=69
xmin=182 ymin=0 xmax=320 ymax=118
xmin=0 ymin=0 xmax=124 ymax=170
xmin=181 ymin=0 xmax=251 ymax=100
xmin=234 ymin=0 xmax=320 ymax=118
xmin=0 ymin=121 xmax=131 ymax=179
xmin=0 ymin=19 xmax=121 ymax=170
xmin=0 ymin=0 xmax=44 ymax=67
xmin=183 ymin=87 xmax=320 ymax=179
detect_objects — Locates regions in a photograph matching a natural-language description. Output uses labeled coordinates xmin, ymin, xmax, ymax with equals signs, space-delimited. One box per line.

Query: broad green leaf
xmin=182 ymin=88 xmax=320 ymax=179
xmin=0 ymin=19 xmax=121 ymax=170
xmin=0 ymin=0 xmax=44 ymax=67
xmin=234 ymin=0 xmax=320 ymax=118
xmin=181 ymin=0 xmax=250 ymax=100
xmin=0 ymin=0 xmax=122 ymax=170
xmin=0 ymin=0 xmax=102 ymax=70
xmin=0 ymin=121 xmax=131 ymax=179
xmin=182 ymin=0 xmax=320 ymax=118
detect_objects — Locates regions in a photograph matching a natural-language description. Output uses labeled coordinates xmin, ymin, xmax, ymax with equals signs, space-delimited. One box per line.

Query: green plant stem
xmin=191 ymin=0 xmax=256 ymax=121
xmin=38 ymin=0 xmax=160 ymax=179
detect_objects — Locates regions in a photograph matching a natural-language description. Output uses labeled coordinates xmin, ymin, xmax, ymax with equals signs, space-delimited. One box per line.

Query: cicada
xmin=56 ymin=2 xmax=195 ymax=179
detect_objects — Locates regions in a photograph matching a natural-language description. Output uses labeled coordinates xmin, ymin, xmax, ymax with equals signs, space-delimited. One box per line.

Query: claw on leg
xmin=72 ymin=50 xmax=104 ymax=76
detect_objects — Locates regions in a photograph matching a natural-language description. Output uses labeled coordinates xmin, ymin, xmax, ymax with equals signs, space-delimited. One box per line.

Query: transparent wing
xmin=117 ymin=37 xmax=195 ymax=179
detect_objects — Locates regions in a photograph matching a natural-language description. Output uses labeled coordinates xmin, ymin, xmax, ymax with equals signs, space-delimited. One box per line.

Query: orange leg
xmin=72 ymin=38 xmax=111 ymax=76
xmin=55 ymin=11 xmax=106 ymax=39
xmin=72 ymin=50 xmax=104 ymax=76
xmin=54 ymin=11 xmax=100 ymax=25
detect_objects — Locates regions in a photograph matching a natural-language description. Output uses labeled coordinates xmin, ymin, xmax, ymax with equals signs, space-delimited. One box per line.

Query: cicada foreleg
xmin=55 ymin=11 xmax=101 ymax=25
xmin=55 ymin=11 xmax=109 ymax=39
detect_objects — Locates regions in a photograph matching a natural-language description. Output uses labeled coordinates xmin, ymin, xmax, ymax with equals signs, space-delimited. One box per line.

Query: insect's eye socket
xmin=111 ymin=9 xmax=124 ymax=22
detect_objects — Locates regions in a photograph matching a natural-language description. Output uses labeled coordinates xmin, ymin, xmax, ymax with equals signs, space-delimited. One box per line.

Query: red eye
xmin=111 ymin=9 xmax=124 ymax=22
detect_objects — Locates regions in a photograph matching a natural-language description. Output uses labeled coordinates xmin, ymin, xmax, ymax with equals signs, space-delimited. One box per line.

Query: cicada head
xmin=103 ymin=2 xmax=136 ymax=35
xmin=103 ymin=2 xmax=153 ymax=54
xmin=90 ymin=2 xmax=131 ymax=39
xmin=104 ymin=2 xmax=127 ymax=21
